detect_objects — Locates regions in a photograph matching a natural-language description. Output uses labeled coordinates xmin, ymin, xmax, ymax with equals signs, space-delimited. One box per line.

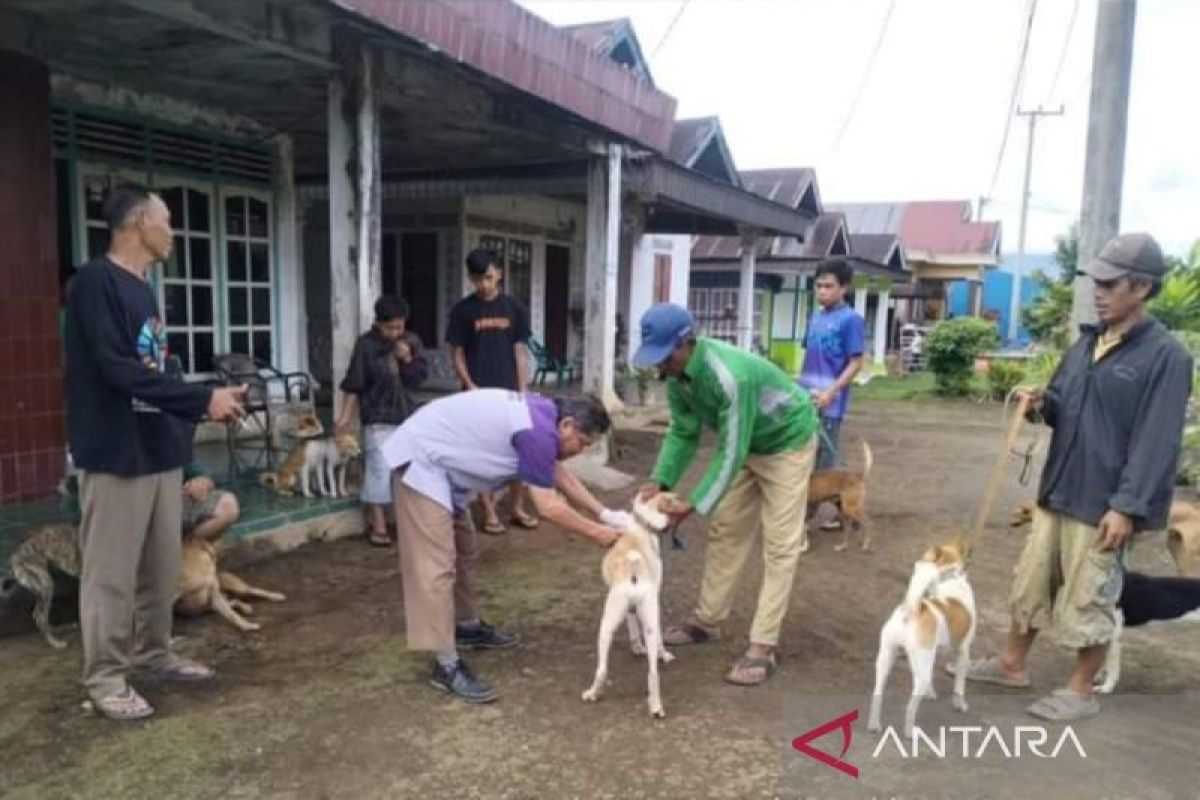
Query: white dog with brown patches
xmin=581 ymin=493 xmax=675 ymax=718
xmin=868 ymin=542 xmax=976 ymax=736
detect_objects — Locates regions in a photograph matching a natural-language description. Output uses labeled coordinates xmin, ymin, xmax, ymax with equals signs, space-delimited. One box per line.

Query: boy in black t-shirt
xmin=445 ymin=248 xmax=537 ymax=534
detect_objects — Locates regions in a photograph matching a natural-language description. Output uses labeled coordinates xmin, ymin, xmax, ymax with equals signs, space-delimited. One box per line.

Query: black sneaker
xmin=455 ymin=620 xmax=520 ymax=650
xmin=429 ymin=659 xmax=497 ymax=704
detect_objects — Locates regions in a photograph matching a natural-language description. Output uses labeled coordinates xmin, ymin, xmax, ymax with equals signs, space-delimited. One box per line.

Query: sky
xmin=518 ymin=0 xmax=1198 ymax=257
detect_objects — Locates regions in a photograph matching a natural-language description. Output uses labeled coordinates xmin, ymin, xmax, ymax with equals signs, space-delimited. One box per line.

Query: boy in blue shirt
xmin=799 ymin=258 xmax=866 ymax=471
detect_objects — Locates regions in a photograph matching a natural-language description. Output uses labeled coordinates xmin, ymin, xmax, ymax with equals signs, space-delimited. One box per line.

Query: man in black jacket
xmin=962 ymin=233 xmax=1192 ymax=721
xmin=65 ymin=185 xmax=245 ymax=721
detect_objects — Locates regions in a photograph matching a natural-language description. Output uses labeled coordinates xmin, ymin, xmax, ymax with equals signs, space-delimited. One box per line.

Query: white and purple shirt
xmin=381 ymin=389 xmax=559 ymax=513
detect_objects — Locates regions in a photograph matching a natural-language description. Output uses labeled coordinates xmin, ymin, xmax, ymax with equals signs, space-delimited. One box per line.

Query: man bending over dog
xmin=382 ymin=391 xmax=629 ymax=703
xmin=634 ymin=303 xmax=818 ymax=686
xmin=962 ymin=233 xmax=1191 ymax=721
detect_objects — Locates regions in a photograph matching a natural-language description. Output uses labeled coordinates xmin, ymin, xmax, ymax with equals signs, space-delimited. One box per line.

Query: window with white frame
xmin=224 ymin=192 xmax=274 ymax=363
xmin=158 ymin=184 xmax=217 ymax=374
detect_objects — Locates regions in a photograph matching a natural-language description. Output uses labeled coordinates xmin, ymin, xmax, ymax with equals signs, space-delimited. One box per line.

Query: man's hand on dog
xmin=661 ymin=496 xmax=694 ymax=524
xmin=1097 ymin=509 xmax=1134 ymax=550
xmin=599 ymin=508 xmax=635 ymax=531
xmin=184 ymin=477 xmax=214 ymax=501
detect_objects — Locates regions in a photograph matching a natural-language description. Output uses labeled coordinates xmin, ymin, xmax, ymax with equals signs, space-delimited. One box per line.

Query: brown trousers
xmin=392 ymin=473 xmax=480 ymax=653
xmin=79 ymin=468 xmax=182 ymax=699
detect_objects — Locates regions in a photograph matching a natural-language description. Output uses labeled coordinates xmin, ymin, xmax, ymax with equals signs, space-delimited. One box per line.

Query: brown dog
xmin=2 ymin=523 xmax=285 ymax=647
xmin=803 ymin=440 xmax=874 ymax=552
xmin=1168 ymin=499 xmax=1200 ymax=578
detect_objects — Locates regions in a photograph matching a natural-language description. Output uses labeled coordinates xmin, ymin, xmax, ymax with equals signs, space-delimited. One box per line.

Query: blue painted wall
xmin=948 ymin=253 xmax=1057 ymax=346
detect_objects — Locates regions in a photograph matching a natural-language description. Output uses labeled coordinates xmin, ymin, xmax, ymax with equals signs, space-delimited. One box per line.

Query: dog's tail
xmin=861 ymin=439 xmax=874 ymax=479
xmin=624 ymin=550 xmax=648 ymax=586
xmin=903 ymin=562 xmax=940 ymax=616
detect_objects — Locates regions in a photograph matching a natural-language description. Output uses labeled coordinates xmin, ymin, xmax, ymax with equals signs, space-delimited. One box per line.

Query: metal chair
xmin=212 ymin=353 xmax=316 ymax=474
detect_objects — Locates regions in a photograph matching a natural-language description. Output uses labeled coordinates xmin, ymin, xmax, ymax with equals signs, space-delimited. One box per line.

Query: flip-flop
xmin=1027 ymin=688 xmax=1100 ymax=722
xmin=481 ymin=521 xmax=507 ymax=536
xmin=946 ymin=656 xmax=1032 ymax=688
xmin=90 ymin=688 xmax=154 ymax=721
xmin=367 ymin=529 xmax=392 ymax=547
xmin=509 ymin=513 xmax=539 ymax=530
xmin=141 ymin=658 xmax=216 ymax=683
xmin=725 ymin=654 xmax=777 ymax=686
xmin=663 ymin=622 xmax=720 ymax=646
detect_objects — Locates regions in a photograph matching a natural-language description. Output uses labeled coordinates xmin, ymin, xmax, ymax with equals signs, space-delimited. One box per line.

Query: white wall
xmin=627 ymin=234 xmax=691 ymax=365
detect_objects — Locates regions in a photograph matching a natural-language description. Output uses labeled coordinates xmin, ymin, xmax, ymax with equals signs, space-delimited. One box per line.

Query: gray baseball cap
xmin=1087 ymin=232 xmax=1166 ymax=281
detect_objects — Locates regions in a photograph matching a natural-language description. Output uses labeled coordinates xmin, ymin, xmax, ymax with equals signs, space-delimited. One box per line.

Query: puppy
xmin=3 ymin=523 xmax=285 ymax=647
xmin=260 ymin=434 xmax=360 ymax=498
xmin=868 ymin=541 xmax=976 ymax=736
xmin=1167 ymin=500 xmax=1200 ymax=578
xmin=1094 ymin=571 xmax=1200 ymax=693
xmin=803 ymin=440 xmax=874 ymax=552
xmin=581 ymin=493 xmax=674 ymax=719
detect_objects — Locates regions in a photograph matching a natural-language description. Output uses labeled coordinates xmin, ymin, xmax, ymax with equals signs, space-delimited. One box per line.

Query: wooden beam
xmin=109 ymin=0 xmax=336 ymax=70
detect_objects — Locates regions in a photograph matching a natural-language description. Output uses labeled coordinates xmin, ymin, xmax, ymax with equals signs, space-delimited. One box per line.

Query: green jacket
xmin=651 ymin=337 xmax=817 ymax=515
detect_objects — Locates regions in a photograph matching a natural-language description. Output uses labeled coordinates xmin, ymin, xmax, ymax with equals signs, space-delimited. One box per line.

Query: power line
xmin=830 ymin=0 xmax=897 ymax=154
xmin=1044 ymin=0 xmax=1081 ymax=103
xmin=652 ymin=0 xmax=692 ymax=58
xmin=985 ymin=0 xmax=1039 ymax=201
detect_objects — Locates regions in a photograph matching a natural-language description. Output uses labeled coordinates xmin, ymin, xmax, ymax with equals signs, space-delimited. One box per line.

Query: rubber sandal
xmin=367 ymin=529 xmax=392 ymax=547
xmin=142 ymin=658 xmax=216 ymax=683
xmin=509 ymin=512 xmax=540 ymax=530
xmin=947 ymin=656 xmax=1031 ymax=688
xmin=90 ymin=688 xmax=154 ymax=721
xmin=481 ymin=521 xmax=507 ymax=536
xmin=663 ymin=622 xmax=720 ymax=646
xmin=725 ymin=654 xmax=777 ymax=686
xmin=1027 ymin=688 xmax=1100 ymax=722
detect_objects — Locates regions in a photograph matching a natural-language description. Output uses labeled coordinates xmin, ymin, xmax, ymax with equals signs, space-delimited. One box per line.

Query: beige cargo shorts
xmin=1009 ymin=507 xmax=1124 ymax=649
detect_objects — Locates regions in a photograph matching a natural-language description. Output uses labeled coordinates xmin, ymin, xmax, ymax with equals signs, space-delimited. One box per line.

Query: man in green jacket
xmin=634 ymin=303 xmax=818 ymax=686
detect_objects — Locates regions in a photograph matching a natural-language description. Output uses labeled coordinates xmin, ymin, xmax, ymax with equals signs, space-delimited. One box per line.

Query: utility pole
xmin=1008 ymin=105 xmax=1064 ymax=344
xmin=1070 ymin=0 xmax=1137 ymax=335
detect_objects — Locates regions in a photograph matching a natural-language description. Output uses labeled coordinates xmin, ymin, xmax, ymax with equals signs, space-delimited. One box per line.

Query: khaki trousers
xmin=392 ymin=474 xmax=480 ymax=652
xmin=79 ymin=468 xmax=183 ymax=699
xmin=693 ymin=443 xmax=816 ymax=647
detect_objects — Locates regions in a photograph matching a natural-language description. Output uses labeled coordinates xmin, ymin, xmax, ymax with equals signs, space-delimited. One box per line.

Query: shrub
xmin=925 ymin=317 xmax=999 ymax=396
xmin=987 ymin=360 xmax=1027 ymax=401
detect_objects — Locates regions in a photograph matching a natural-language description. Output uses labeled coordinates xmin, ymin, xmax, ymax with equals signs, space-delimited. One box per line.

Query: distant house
xmin=947 ymin=253 xmax=1055 ymax=346
xmin=827 ymin=200 xmax=1002 ymax=326
xmin=691 ymin=169 xmax=908 ymax=370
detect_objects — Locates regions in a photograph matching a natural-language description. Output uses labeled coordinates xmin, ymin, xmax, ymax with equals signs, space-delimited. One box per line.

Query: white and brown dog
xmin=868 ymin=541 xmax=976 ymax=735
xmin=581 ymin=493 xmax=675 ymax=719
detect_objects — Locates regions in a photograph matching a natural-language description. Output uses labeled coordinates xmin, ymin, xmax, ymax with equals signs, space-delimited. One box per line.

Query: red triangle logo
xmin=791 ymin=709 xmax=859 ymax=779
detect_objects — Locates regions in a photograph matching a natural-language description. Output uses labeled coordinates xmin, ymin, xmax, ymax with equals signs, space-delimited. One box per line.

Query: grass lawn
xmin=855 ymin=371 xmax=992 ymax=402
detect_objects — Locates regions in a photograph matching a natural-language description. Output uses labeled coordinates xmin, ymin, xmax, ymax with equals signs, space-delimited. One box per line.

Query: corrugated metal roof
xmin=827 ymin=200 xmax=1001 ymax=262
xmin=560 ymin=18 xmax=654 ymax=84
xmin=326 ymin=0 xmax=677 ymax=152
xmin=739 ymin=168 xmax=818 ymax=210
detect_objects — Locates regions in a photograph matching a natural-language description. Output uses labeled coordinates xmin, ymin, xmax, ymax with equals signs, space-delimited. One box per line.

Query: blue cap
xmin=632 ymin=303 xmax=694 ymax=368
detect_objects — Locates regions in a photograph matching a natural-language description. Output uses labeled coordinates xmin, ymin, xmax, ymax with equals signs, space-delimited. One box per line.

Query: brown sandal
xmin=663 ymin=623 xmax=720 ymax=646
xmin=724 ymin=653 xmax=777 ymax=686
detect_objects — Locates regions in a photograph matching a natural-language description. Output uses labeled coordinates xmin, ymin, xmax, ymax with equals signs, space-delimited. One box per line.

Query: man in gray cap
xmin=960 ymin=233 xmax=1192 ymax=721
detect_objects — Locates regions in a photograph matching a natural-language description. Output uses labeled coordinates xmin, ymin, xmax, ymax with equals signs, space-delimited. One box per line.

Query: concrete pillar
xmin=737 ymin=230 xmax=758 ymax=350
xmin=327 ymin=44 xmax=381 ymax=416
xmin=274 ymin=134 xmax=303 ymax=375
xmin=854 ymin=278 xmax=870 ymax=320
xmin=583 ymin=145 xmax=622 ymax=409
xmin=873 ymin=284 xmax=891 ymax=364
xmin=0 ymin=46 xmax=64 ymax=502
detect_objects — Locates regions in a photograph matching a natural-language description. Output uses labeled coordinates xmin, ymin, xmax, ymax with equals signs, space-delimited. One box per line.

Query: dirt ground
xmin=2 ymin=397 xmax=1199 ymax=800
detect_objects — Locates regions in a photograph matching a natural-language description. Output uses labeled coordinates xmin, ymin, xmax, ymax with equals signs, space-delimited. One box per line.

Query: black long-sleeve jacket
xmin=1036 ymin=318 xmax=1192 ymax=531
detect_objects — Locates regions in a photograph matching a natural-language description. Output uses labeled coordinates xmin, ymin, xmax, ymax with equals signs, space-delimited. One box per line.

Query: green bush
xmin=925 ymin=317 xmax=999 ymax=396
xmin=986 ymin=360 xmax=1027 ymax=401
